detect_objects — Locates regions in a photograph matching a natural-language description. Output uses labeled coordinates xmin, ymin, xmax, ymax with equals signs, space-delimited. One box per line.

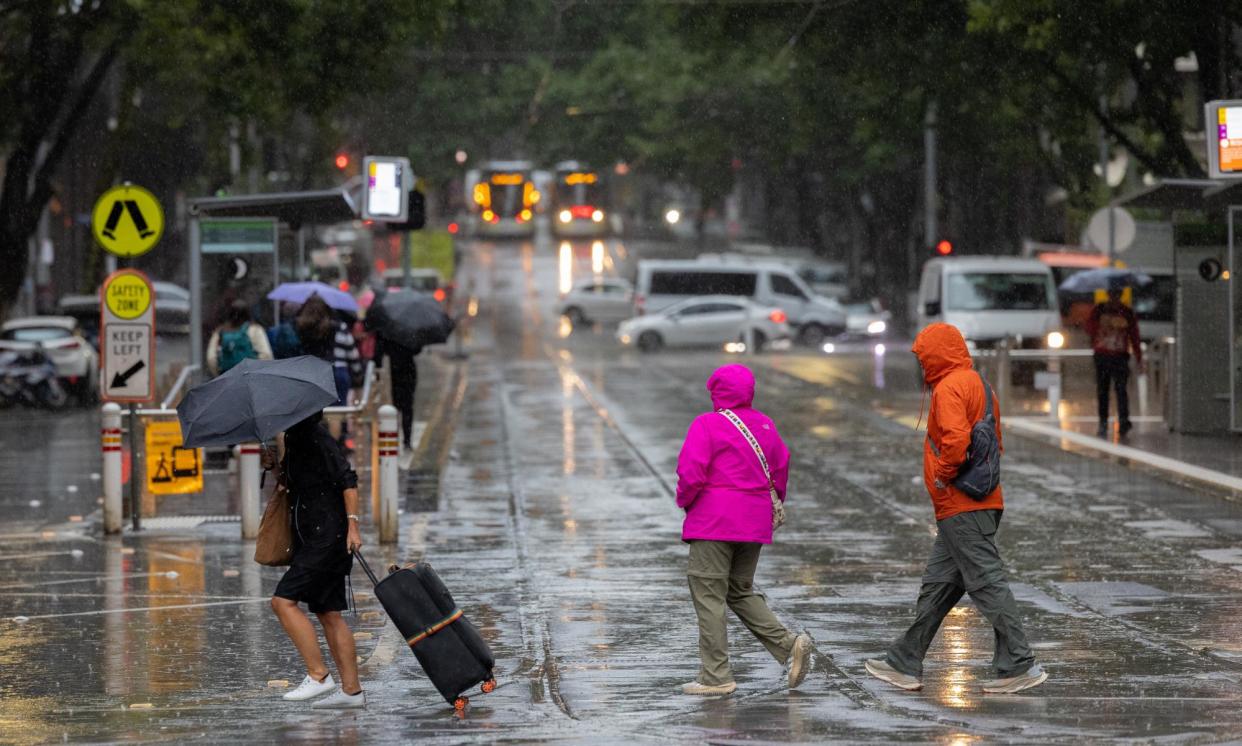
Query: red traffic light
xmin=334 ymin=153 xmax=350 ymax=170
xmin=935 ymin=239 xmax=953 ymax=256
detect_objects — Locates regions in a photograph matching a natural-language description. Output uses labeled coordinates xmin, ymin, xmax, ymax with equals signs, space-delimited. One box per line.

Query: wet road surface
xmin=2 ymin=236 xmax=1242 ymax=743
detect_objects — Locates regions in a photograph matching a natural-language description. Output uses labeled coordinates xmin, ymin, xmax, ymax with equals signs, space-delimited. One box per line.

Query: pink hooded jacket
xmin=676 ymin=364 xmax=791 ymax=544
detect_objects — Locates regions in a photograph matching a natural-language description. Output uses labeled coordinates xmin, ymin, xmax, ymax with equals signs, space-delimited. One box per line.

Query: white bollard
xmin=1137 ymin=371 xmax=1149 ymax=417
xmin=1047 ymin=382 xmax=1061 ymax=422
xmin=238 ymin=443 xmax=262 ymax=539
xmin=377 ymin=405 xmax=400 ymax=544
xmin=101 ymin=403 xmax=124 ymax=534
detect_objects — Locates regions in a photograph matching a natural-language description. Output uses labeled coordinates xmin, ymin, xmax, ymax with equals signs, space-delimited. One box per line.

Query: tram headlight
xmin=559 ymin=210 xmax=572 ymax=224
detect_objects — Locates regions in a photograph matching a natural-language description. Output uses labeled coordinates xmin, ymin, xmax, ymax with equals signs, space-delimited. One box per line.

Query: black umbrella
xmin=177 ymin=356 xmax=338 ymax=447
xmin=365 ymin=289 xmax=455 ymax=348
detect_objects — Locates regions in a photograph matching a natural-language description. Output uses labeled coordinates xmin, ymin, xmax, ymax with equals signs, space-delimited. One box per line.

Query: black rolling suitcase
xmin=354 ymin=551 xmax=496 ymax=709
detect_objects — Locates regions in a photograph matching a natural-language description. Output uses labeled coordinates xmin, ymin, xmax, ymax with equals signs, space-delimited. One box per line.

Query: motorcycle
xmin=0 ymin=346 xmax=69 ymax=410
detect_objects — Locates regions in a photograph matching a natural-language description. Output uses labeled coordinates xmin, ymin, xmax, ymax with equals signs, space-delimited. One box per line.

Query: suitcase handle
xmin=353 ymin=549 xmax=380 ymax=586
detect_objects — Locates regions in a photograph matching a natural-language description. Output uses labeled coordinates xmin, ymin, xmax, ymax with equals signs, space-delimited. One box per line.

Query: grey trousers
xmin=688 ymin=540 xmax=797 ymax=686
xmin=885 ymin=509 xmax=1036 ymax=679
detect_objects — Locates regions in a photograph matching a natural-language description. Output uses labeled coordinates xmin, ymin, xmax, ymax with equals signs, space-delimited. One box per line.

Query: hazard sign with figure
xmin=100 ymin=269 xmax=156 ymax=402
xmin=92 ymin=184 xmax=164 ymax=258
xmin=146 ymin=420 xmax=203 ymax=495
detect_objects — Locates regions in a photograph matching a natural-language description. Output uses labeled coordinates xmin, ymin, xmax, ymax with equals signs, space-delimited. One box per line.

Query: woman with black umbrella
xmin=264 ymin=410 xmax=366 ymax=709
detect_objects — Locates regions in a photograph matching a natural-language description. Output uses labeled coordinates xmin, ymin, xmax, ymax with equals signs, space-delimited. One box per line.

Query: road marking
xmin=1006 ymin=417 xmax=1242 ymax=496
xmin=7 ymin=598 xmax=269 ymax=621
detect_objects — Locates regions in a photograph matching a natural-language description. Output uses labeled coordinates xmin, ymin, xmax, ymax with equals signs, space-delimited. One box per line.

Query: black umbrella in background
xmin=176 ymin=356 xmax=338 ymax=448
xmin=365 ymin=288 xmax=455 ymax=349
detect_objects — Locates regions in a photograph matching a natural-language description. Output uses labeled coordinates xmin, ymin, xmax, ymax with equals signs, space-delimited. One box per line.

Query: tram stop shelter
xmin=186 ymin=186 xmax=361 ymax=370
xmin=1114 ymin=178 xmax=1242 ymax=434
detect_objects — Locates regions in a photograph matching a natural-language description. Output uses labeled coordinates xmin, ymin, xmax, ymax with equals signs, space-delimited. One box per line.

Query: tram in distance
xmin=551 ymin=161 xmax=609 ymax=238
xmin=469 ymin=160 xmax=540 ymax=238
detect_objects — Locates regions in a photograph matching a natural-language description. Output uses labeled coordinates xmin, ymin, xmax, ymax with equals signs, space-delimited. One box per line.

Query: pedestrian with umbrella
xmin=294 ymin=295 xmax=363 ymax=406
xmin=364 ymin=288 xmax=455 ymax=458
xmin=177 ymin=356 xmax=367 ymax=709
xmin=1059 ymin=269 xmax=1148 ymax=439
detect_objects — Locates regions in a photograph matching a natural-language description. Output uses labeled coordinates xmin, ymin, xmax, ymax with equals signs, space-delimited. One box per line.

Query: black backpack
xmin=928 ymin=371 xmax=1001 ymax=500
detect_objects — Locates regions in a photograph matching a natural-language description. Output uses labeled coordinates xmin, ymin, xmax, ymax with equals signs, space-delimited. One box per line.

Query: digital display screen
xmin=367 ymin=160 xmax=404 ymax=217
xmin=1216 ymin=104 xmax=1242 ymax=174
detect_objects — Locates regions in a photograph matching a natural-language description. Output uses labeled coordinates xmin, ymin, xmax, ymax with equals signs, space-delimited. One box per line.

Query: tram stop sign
xmin=100 ymin=269 xmax=156 ymax=402
xmin=92 ymin=184 xmax=165 ymax=258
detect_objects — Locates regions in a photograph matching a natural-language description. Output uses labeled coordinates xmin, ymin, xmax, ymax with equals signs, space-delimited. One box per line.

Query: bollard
xmin=101 ymin=403 xmax=124 ymax=534
xmin=1047 ymin=356 xmax=1062 ymax=422
xmin=995 ymin=338 xmax=1011 ymax=406
xmin=377 ymin=405 xmax=400 ymax=544
xmin=238 ymin=443 xmax=262 ymax=539
xmin=1137 ymin=371 xmax=1149 ymax=418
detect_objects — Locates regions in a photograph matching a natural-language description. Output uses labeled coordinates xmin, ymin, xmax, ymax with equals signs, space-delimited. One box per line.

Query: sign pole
xmin=129 ymin=401 xmax=141 ymax=531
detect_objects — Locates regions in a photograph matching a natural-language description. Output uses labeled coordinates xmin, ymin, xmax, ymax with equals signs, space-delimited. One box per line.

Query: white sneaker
xmin=283 ymin=673 xmax=335 ymax=701
xmin=310 ymin=688 xmax=367 ymax=709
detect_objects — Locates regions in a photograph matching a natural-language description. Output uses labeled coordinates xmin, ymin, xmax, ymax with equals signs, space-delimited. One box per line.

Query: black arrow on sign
xmin=111 ymin=360 xmax=146 ymax=389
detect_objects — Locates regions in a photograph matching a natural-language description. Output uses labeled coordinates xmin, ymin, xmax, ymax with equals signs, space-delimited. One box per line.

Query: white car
xmin=0 ymin=316 xmax=98 ymax=402
xmin=559 ymin=278 xmax=634 ymax=325
xmin=844 ymin=299 xmax=892 ymax=337
xmin=617 ymin=296 xmax=791 ymax=353
xmin=633 ymin=259 xmax=847 ymax=346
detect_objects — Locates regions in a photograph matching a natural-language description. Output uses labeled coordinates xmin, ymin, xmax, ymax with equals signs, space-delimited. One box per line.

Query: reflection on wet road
xmin=2 ymin=235 xmax=1242 ymax=742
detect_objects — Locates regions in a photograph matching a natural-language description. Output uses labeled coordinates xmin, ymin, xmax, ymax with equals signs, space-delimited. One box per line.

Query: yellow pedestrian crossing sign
xmin=92 ymin=184 xmax=164 ymax=258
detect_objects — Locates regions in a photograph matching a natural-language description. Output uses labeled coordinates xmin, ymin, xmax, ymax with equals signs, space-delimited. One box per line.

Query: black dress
xmin=272 ymin=415 xmax=358 ymax=613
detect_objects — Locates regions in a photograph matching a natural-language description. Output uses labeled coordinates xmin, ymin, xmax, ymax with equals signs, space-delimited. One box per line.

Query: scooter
xmin=0 ymin=346 xmax=69 ymax=410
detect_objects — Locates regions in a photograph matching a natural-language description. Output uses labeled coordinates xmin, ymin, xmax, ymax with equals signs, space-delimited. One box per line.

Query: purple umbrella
xmin=266 ymin=281 xmax=359 ymax=312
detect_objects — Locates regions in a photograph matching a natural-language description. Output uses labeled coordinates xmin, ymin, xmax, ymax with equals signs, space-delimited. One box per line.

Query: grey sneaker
xmin=864 ymin=658 xmax=923 ymax=691
xmin=982 ymin=664 xmax=1048 ymax=694
xmin=787 ymin=634 xmax=813 ymax=689
xmin=310 ymin=688 xmax=366 ymax=709
xmin=681 ymin=680 xmax=737 ymax=695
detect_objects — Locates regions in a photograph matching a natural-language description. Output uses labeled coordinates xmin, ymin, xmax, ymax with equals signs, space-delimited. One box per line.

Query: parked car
xmin=917 ymin=256 xmax=1061 ymax=348
xmin=0 ymin=316 xmax=98 ymax=403
xmin=843 ymin=298 xmax=892 ymax=338
xmin=559 ymin=278 xmax=634 ymax=325
xmin=617 ymin=295 xmax=790 ymax=353
xmin=633 ymin=258 xmax=846 ymax=345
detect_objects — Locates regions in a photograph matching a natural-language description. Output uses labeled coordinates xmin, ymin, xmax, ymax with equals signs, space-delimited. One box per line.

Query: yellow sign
xmin=145 ymin=420 xmax=203 ymax=495
xmin=92 ymin=184 xmax=164 ymax=258
xmin=104 ymin=272 xmax=152 ymax=319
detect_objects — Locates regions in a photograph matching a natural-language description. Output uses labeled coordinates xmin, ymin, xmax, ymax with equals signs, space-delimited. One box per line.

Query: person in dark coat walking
xmin=375 ymin=336 xmax=420 ymax=455
xmin=266 ymin=411 xmax=366 ymax=709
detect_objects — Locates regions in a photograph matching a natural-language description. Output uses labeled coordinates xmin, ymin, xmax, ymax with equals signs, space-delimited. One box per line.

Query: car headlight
xmin=591 ymin=209 xmax=604 ymax=223
xmin=619 ymin=333 xmax=632 ymax=345
xmin=1046 ymin=331 xmax=1066 ymax=349
xmin=559 ymin=210 xmax=572 ymax=223
xmin=665 ymin=209 xmax=680 ymax=224
xmin=866 ymin=320 xmax=887 ymax=335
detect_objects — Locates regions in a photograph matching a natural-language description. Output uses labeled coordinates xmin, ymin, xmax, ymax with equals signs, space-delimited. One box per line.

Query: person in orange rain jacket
xmin=865 ymin=323 xmax=1048 ymax=695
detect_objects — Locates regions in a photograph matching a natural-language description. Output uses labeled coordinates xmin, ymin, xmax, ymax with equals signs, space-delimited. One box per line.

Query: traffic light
xmin=334 ymin=153 xmax=350 ymax=170
xmin=935 ymin=239 xmax=953 ymax=256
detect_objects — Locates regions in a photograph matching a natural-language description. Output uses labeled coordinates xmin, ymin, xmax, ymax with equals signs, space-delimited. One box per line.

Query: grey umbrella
xmin=364 ymin=288 xmax=455 ymax=348
xmin=176 ymin=356 xmax=338 ymax=448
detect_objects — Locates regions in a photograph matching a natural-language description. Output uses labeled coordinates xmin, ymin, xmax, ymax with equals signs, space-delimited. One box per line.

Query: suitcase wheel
xmin=454 ymin=696 xmax=469 ymax=711
xmin=481 ymin=678 xmax=497 ymax=694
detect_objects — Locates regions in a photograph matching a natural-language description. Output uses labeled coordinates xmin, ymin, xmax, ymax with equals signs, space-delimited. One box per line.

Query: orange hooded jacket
xmin=912 ymin=323 xmax=1004 ymax=521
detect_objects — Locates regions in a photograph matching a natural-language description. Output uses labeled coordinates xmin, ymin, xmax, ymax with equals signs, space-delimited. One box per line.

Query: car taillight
xmin=769 ymin=309 xmax=787 ymax=324
xmin=59 ymin=340 xmax=81 ymax=350
xmin=433 ymin=288 xmax=446 ymax=303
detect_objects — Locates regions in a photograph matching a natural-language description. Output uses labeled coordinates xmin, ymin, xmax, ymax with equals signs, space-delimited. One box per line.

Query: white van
xmin=917 ymin=257 xmax=1061 ymax=347
xmin=634 ymin=259 xmax=847 ymax=344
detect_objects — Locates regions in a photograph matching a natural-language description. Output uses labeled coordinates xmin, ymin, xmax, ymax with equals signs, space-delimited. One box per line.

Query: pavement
xmin=4 ymin=233 xmax=1242 ymax=743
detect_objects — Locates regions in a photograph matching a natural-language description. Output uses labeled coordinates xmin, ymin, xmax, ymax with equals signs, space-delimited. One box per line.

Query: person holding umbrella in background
xmin=1087 ymin=286 xmax=1143 ymax=438
xmin=295 ymin=295 xmax=363 ymax=406
xmin=1061 ymin=270 xmax=1147 ymax=439
xmin=365 ymin=288 xmax=455 ymax=462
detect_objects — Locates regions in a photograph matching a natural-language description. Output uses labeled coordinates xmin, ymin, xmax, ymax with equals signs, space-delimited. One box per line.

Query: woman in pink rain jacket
xmin=674 ymin=364 xmax=812 ymax=696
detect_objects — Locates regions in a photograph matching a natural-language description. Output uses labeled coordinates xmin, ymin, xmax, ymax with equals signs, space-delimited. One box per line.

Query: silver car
xmin=617 ymin=295 xmax=791 ymax=353
xmin=560 ymin=278 xmax=634 ymax=325
xmin=0 ymin=316 xmax=99 ymax=403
